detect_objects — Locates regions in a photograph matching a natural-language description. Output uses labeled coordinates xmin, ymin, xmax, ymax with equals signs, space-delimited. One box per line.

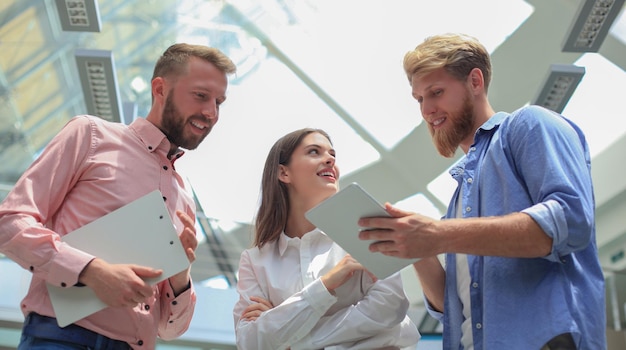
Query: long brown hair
xmin=254 ymin=128 xmax=332 ymax=247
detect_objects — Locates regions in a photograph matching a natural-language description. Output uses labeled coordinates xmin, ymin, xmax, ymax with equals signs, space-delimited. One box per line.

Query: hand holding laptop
xmin=47 ymin=190 xmax=191 ymax=327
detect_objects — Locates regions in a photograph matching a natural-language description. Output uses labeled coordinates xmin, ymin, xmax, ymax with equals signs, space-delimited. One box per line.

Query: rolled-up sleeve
xmin=507 ymin=107 xmax=595 ymax=262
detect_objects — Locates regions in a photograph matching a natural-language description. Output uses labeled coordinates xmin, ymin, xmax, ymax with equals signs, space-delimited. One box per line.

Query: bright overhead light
xmin=130 ymin=76 xmax=148 ymax=93
xmin=562 ymin=0 xmax=626 ymax=52
xmin=54 ymin=0 xmax=102 ymax=32
xmin=74 ymin=49 xmax=124 ymax=123
xmin=533 ymin=64 xmax=586 ymax=114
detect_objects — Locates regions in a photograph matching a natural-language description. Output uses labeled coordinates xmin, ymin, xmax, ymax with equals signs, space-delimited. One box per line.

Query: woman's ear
xmin=278 ymin=164 xmax=290 ymax=184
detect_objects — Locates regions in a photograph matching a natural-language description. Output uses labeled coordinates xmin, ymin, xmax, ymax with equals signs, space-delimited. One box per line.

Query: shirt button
xmin=61 ymin=282 xmax=67 ymax=287
xmin=467 ymin=178 xmax=473 ymax=183
xmin=144 ymin=305 xmax=150 ymax=310
xmin=465 ymin=206 xmax=471 ymax=212
xmin=162 ymin=165 xmax=168 ymax=171
xmin=476 ymin=323 xmax=482 ymax=329
xmin=472 ymin=282 xmax=478 ymax=288
xmin=469 ymin=147 xmax=476 ymax=152
xmin=138 ymin=340 xmax=144 ymax=346
xmin=172 ymin=300 xmax=178 ymax=305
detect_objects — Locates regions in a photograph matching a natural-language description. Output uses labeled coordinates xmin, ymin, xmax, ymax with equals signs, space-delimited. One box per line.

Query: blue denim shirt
xmin=426 ymin=105 xmax=606 ymax=349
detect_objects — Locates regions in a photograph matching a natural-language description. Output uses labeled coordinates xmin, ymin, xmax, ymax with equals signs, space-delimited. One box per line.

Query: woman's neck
xmin=284 ymin=213 xmax=316 ymax=238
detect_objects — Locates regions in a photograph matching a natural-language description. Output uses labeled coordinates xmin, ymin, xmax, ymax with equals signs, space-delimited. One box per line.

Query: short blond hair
xmin=403 ymin=33 xmax=491 ymax=92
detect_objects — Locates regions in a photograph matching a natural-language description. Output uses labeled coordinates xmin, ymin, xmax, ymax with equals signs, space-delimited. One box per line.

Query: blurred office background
xmin=1 ymin=0 xmax=626 ymax=348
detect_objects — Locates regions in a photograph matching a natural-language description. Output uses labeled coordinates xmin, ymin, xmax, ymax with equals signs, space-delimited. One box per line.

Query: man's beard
xmin=429 ymin=94 xmax=475 ymax=158
xmin=161 ymin=91 xmax=210 ymax=150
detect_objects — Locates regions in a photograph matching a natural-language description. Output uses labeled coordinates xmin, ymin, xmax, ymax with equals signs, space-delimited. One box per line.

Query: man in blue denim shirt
xmin=358 ymin=33 xmax=605 ymax=349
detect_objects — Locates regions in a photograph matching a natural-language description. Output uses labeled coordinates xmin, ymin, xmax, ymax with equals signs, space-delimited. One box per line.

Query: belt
xmin=22 ymin=313 xmax=131 ymax=349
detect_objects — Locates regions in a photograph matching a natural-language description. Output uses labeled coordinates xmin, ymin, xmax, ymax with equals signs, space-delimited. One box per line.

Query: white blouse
xmin=233 ymin=228 xmax=420 ymax=350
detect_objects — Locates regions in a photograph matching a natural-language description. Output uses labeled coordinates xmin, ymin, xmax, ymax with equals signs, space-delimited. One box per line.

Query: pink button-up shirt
xmin=0 ymin=115 xmax=197 ymax=349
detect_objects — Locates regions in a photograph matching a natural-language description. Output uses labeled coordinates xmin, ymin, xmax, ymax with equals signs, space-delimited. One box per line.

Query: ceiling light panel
xmin=75 ymin=49 xmax=123 ymax=123
xmin=55 ymin=0 xmax=102 ymax=32
xmin=563 ymin=0 xmax=626 ymax=52
xmin=533 ymin=64 xmax=586 ymax=114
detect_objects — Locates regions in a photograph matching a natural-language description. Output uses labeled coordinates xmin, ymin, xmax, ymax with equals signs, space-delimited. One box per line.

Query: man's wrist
xmin=170 ymin=276 xmax=191 ymax=296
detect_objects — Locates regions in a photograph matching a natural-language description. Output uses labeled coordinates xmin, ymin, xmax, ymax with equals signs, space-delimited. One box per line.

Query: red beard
xmin=429 ymin=94 xmax=475 ymax=158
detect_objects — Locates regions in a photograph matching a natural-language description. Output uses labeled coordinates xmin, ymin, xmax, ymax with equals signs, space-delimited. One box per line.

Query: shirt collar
xmin=278 ymin=232 xmax=291 ymax=256
xmin=449 ymin=112 xmax=508 ymax=180
xmin=129 ymin=117 xmax=185 ymax=163
xmin=477 ymin=112 xmax=507 ymax=133
xmin=277 ymin=228 xmax=327 ymax=256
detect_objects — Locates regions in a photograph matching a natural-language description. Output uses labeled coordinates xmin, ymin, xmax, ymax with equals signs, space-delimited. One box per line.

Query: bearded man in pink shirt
xmin=0 ymin=43 xmax=236 ymax=349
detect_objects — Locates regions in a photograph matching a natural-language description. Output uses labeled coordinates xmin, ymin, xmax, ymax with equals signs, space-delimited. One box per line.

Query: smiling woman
xmin=232 ymin=128 xmax=420 ymax=349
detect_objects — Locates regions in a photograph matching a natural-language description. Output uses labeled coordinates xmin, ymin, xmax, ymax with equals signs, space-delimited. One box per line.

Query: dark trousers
xmin=541 ymin=333 xmax=577 ymax=350
xmin=18 ymin=313 xmax=131 ymax=350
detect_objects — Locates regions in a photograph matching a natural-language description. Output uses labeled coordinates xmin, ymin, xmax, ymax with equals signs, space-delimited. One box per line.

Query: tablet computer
xmin=305 ymin=182 xmax=418 ymax=279
xmin=47 ymin=190 xmax=190 ymax=327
